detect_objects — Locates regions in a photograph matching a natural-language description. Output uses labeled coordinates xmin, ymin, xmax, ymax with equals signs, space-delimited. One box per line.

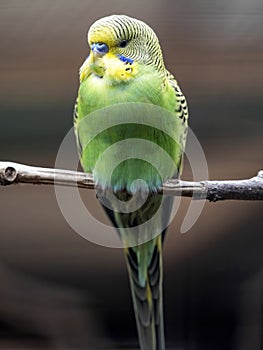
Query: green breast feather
xmin=75 ymin=63 xmax=185 ymax=193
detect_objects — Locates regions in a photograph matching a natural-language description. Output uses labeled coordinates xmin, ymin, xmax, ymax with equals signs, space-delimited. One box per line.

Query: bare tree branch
xmin=0 ymin=161 xmax=263 ymax=202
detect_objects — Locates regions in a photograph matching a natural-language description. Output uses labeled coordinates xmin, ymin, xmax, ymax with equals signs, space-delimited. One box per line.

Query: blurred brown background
xmin=0 ymin=0 xmax=263 ymax=349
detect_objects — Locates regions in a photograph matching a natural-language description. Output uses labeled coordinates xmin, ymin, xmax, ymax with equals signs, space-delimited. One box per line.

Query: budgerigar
xmin=74 ymin=15 xmax=188 ymax=350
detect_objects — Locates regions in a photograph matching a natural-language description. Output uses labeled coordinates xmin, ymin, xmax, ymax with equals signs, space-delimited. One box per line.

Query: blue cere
xmin=117 ymin=54 xmax=134 ymax=64
xmin=92 ymin=43 xmax=109 ymax=54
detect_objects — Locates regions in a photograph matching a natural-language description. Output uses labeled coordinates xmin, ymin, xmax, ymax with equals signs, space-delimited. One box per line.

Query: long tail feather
xmin=101 ymin=192 xmax=173 ymax=349
xmin=125 ymin=236 xmax=165 ymax=350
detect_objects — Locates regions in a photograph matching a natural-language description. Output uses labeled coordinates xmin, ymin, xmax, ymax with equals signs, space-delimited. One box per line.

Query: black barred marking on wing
xmin=73 ymin=100 xmax=83 ymax=158
xmin=73 ymin=100 xmax=78 ymax=122
xmin=166 ymin=71 xmax=189 ymax=125
xmin=163 ymin=71 xmax=188 ymax=176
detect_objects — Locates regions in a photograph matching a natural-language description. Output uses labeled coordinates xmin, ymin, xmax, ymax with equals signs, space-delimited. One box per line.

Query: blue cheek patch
xmin=117 ymin=54 xmax=134 ymax=64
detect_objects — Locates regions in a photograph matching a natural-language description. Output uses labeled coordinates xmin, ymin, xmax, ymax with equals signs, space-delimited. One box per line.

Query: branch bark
xmin=0 ymin=161 xmax=263 ymax=202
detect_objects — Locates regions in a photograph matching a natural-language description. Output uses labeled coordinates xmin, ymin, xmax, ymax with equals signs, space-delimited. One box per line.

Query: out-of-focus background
xmin=0 ymin=0 xmax=263 ymax=349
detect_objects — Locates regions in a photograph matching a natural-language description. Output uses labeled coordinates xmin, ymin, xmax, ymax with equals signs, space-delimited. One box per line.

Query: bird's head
xmin=80 ymin=15 xmax=165 ymax=82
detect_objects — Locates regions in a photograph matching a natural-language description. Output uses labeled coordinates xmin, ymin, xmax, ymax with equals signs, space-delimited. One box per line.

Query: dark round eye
xmin=119 ymin=40 xmax=128 ymax=48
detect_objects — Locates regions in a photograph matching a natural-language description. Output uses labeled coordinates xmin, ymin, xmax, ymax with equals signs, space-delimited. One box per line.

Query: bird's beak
xmin=79 ymin=43 xmax=108 ymax=82
xmin=79 ymin=56 xmax=92 ymax=82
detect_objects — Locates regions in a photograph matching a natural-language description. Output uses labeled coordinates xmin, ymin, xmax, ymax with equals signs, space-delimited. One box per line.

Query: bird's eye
xmin=119 ymin=40 xmax=128 ymax=48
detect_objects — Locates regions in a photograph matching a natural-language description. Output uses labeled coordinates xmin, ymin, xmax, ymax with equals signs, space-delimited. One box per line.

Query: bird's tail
xmin=101 ymin=191 xmax=172 ymax=350
xmin=124 ymin=236 xmax=165 ymax=350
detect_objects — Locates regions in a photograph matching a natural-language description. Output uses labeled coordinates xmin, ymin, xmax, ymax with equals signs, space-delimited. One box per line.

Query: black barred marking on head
xmin=88 ymin=14 xmax=165 ymax=72
xmin=87 ymin=14 xmax=189 ymax=127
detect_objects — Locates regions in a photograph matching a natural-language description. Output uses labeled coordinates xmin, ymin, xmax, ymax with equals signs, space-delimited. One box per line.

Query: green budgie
xmin=74 ymin=15 xmax=188 ymax=350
